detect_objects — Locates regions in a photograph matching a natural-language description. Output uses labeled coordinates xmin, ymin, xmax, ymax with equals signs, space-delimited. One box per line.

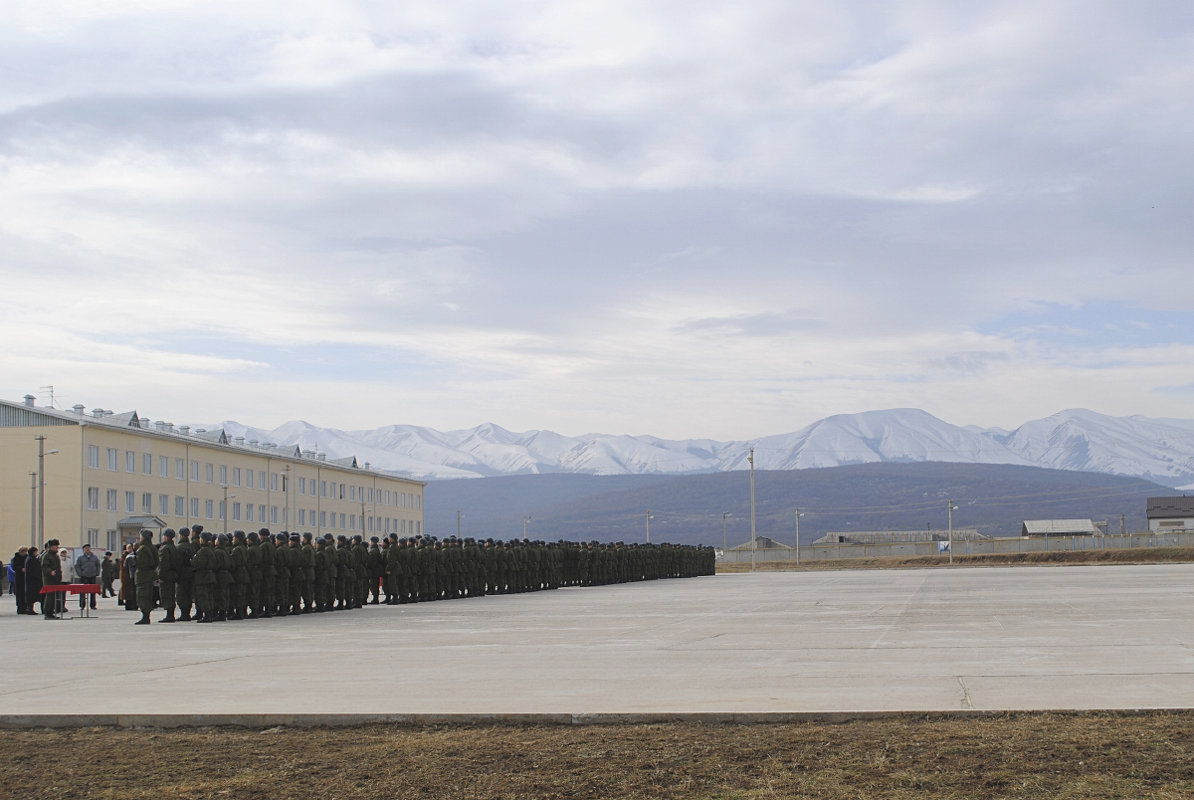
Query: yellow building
xmin=0 ymin=395 xmax=425 ymax=555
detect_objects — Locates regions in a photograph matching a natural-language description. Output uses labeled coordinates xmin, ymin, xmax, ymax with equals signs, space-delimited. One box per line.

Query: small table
xmin=40 ymin=584 xmax=101 ymax=619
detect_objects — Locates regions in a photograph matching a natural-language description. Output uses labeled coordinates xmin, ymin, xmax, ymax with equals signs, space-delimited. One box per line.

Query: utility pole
xmin=795 ymin=507 xmax=802 ymax=566
xmin=947 ymin=498 xmax=957 ymax=565
xmin=456 ymin=509 xmax=463 ymax=538
xmin=748 ymin=447 xmax=757 ymax=572
xmin=30 ymin=472 xmax=37 ymax=547
xmin=522 ymin=515 xmax=531 ymax=540
xmin=645 ymin=510 xmax=653 ymax=544
xmin=35 ymin=436 xmax=58 ymax=548
xmin=722 ymin=512 xmax=729 ymax=551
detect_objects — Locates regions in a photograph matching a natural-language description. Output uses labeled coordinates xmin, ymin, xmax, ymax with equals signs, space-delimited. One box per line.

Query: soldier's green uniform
xmin=157 ymin=529 xmax=179 ymax=623
xmin=258 ymin=528 xmax=276 ymax=617
xmin=334 ymin=536 xmax=351 ymax=609
xmin=213 ymin=534 xmax=233 ymax=621
xmin=273 ymin=533 xmax=290 ymax=615
xmin=245 ymin=531 xmax=264 ymax=617
xmin=191 ymin=533 xmax=216 ymax=622
xmin=314 ymin=538 xmax=332 ymax=611
xmin=134 ymin=531 xmax=159 ymax=625
xmin=301 ymin=533 xmax=317 ymax=613
xmin=230 ymin=531 xmax=250 ymax=619
xmin=352 ymin=535 xmax=368 ymax=608
xmin=175 ymin=528 xmax=196 ymax=621
xmin=367 ymin=537 xmax=384 ymax=604
xmin=286 ymin=535 xmax=303 ymax=614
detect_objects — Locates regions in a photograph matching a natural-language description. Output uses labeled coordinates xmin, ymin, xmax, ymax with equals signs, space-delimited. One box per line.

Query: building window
xmin=219 ymin=465 xmax=227 ymax=485
xmin=142 ymin=492 xmax=152 ymax=513
xmin=258 ymin=504 xmax=266 ymax=522
xmin=246 ymin=504 xmax=255 ymax=522
xmin=271 ymin=472 xmax=279 ymax=492
xmin=349 ymin=514 xmax=356 ymax=530
xmin=258 ymin=470 xmax=266 ymax=489
xmin=88 ymin=445 xmax=100 ymax=469
xmin=142 ymin=453 xmax=153 ymax=475
xmin=233 ymin=467 xmax=241 ymax=487
xmin=205 ymin=500 xmax=214 ymax=519
xmin=159 ymin=455 xmax=169 ymax=478
xmin=125 ymin=491 xmax=135 ymax=513
xmin=299 ymin=509 xmax=306 ymax=526
xmin=320 ymin=511 xmax=327 ymax=527
xmin=190 ymin=497 xmax=199 ymax=518
xmin=124 ymin=450 xmax=135 ymax=473
xmin=87 ymin=487 xmax=99 ymax=510
xmin=106 ymin=489 xmax=117 ymax=511
xmin=271 ymin=506 xmax=278 ymax=524
xmin=246 ymin=469 xmax=255 ymax=489
xmin=175 ymin=496 xmax=185 ymax=517
xmin=232 ymin=502 xmax=241 ymax=521
xmin=107 ymin=448 xmax=118 ymax=470
xmin=299 ymin=477 xmax=306 ymax=495
xmin=190 ymin=460 xmax=199 ymax=481
xmin=350 ymin=485 xmax=356 ymax=502
xmin=87 ymin=529 xmax=100 ymax=547
xmin=159 ymin=494 xmax=169 ymax=515
xmin=320 ymin=481 xmax=327 ymax=497
xmin=175 ymin=458 xmax=185 ymax=480
xmin=205 ymin=463 xmax=214 ymax=483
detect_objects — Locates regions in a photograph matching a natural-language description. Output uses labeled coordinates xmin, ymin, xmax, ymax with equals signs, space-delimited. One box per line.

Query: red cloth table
xmin=40 ymin=584 xmax=101 ymax=618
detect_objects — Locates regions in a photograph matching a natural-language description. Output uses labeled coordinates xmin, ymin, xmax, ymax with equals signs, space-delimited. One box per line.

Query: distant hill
xmin=205 ymin=408 xmax=1194 ymax=487
xmin=423 ymin=463 xmax=1174 ymax=546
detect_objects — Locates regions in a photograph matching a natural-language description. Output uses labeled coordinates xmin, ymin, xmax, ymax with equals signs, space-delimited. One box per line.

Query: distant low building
xmin=813 ymin=529 xmax=986 ymax=545
xmin=1020 ymin=519 xmax=1100 ymax=537
xmin=726 ymin=536 xmax=792 ymax=552
xmin=1146 ymin=496 xmax=1194 ymax=533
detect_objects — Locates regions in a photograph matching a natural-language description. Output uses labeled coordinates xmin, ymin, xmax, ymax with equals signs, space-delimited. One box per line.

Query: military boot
xmin=135 ymin=611 xmax=151 ymax=625
xmin=161 ymin=609 xmax=176 ymax=623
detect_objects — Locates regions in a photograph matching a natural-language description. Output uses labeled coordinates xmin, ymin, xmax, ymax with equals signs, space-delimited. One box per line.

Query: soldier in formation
xmin=132 ymin=526 xmax=714 ymax=625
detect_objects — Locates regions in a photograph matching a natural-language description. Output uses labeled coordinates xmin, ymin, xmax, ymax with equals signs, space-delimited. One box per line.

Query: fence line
xmin=717 ymin=532 xmax=1194 ymax=563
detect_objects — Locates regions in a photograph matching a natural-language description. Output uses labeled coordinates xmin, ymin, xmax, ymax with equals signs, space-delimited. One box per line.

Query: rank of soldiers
xmin=135 ymin=525 xmax=716 ymax=624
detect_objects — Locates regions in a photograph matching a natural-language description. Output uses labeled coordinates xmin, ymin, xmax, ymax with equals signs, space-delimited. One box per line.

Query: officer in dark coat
xmin=191 ymin=531 xmax=216 ymax=623
xmin=176 ymin=527 xmax=196 ymax=621
xmin=157 ymin=529 xmax=179 ymax=623
xmin=134 ymin=530 xmax=159 ymax=625
xmin=40 ymin=542 xmax=63 ymax=618
xmin=366 ymin=536 xmax=384 ymax=604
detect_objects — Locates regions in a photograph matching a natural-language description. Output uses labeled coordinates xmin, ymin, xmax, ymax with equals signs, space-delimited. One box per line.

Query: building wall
xmin=0 ymin=420 xmax=424 ymax=556
xmin=1149 ymin=517 xmax=1194 ymax=533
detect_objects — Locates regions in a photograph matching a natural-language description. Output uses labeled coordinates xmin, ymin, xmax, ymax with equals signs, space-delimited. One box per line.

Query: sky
xmin=3 ymin=1 xmax=1193 ymax=440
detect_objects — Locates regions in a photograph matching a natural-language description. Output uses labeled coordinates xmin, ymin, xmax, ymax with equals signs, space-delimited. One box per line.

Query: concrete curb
xmin=3 ymin=709 xmax=1191 ymax=729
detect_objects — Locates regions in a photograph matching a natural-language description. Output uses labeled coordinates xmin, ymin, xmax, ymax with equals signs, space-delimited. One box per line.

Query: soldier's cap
xmin=179 ymin=527 xmax=190 ymax=535
xmin=337 ymin=535 xmax=348 ymax=542
xmin=193 ymin=524 xmax=204 ymax=534
xmin=200 ymin=531 xmax=215 ymax=541
xmin=233 ymin=530 xmax=246 ymax=539
xmin=140 ymin=529 xmax=153 ymax=539
xmin=289 ymin=533 xmax=300 ymax=541
xmin=247 ymin=531 xmax=259 ymax=541
xmin=302 ymin=532 xmax=312 ymax=540
xmin=258 ymin=527 xmax=270 ymax=536
xmin=353 ymin=535 xmax=363 ymax=543
xmin=217 ymin=533 xmax=230 ymax=544
xmin=104 ymin=551 xmax=112 ymax=556
xmin=163 ymin=529 xmax=176 ymax=539
xmin=46 ymin=538 xmax=59 ymax=547
xmin=323 ymin=533 xmax=334 ymax=541
xmin=370 ymin=536 xmax=379 ymax=543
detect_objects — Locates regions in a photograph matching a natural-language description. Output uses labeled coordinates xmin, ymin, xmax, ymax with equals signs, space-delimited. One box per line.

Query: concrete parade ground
xmin=2 ymin=563 xmax=1193 ymax=727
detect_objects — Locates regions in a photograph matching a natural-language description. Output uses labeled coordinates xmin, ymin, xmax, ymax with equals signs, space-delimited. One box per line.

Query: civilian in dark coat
xmin=24 ymin=547 xmax=43 ymax=615
xmin=12 ymin=548 xmax=28 ymax=614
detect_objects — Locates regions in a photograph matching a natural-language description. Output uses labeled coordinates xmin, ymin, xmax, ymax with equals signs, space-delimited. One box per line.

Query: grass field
xmin=5 ymin=713 xmax=1194 ymax=799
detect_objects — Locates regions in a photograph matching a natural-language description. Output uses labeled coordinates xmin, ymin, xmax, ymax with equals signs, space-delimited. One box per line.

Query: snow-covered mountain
xmin=201 ymin=408 xmax=1194 ymax=487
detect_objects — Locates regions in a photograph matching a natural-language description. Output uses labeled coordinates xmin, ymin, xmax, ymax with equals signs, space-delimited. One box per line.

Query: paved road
xmin=3 ymin=564 xmax=1192 ymax=726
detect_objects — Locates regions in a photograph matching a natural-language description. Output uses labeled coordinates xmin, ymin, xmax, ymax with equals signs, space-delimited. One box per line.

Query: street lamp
xmin=522 ymin=515 xmax=532 ymax=539
xmin=794 ymin=507 xmax=803 ymax=565
xmin=722 ymin=512 xmax=730 ymax=551
xmin=456 ymin=509 xmax=464 ymax=538
xmin=947 ymin=499 xmax=959 ymax=565
xmin=645 ymin=510 xmax=654 ymax=544
xmin=748 ymin=447 xmax=757 ymax=572
xmin=221 ymin=485 xmax=236 ymax=535
xmin=35 ymin=436 xmax=59 ymax=547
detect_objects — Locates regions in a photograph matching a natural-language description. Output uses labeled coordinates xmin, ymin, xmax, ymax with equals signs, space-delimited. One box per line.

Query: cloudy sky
xmin=3 ymin=1 xmax=1192 ymax=440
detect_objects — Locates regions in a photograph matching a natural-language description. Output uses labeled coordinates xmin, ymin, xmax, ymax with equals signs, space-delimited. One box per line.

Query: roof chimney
xmin=179 ymin=425 xmax=190 ymax=435
xmin=23 ymin=394 xmax=35 ymax=407
xmin=73 ymin=404 xmax=85 ymax=416
xmin=92 ymin=408 xmax=104 ymax=417
xmin=235 ymin=436 xmax=245 ymax=445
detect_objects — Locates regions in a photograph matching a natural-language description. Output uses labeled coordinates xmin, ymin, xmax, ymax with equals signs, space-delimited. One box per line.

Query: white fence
xmin=718 ymin=531 xmax=1194 ymax=563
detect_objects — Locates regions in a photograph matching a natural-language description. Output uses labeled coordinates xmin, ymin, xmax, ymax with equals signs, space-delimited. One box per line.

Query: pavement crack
xmin=956 ymin=677 xmax=974 ymax=710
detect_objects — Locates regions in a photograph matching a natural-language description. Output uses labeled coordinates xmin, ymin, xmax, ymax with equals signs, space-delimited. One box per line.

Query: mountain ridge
xmin=200 ymin=407 xmax=1194 ymax=488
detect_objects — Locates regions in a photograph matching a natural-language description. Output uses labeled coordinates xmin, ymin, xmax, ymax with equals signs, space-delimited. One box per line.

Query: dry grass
xmin=5 ymin=713 xmax=1194 ymax=799
xmin=717 ymin=545 xmax=1194 ymax=572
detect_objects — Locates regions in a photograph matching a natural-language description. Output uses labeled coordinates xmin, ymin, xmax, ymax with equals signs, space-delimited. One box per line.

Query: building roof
xmin=1146 ymin=496 xmax=1194 ymax=518
xmin=1021 ymin=519 xmax=1099 ymax=536
xmin=727 ymin=536 xmax=791 ymax=551
xmin=0 ymin=396 xmax=423 ymax=485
